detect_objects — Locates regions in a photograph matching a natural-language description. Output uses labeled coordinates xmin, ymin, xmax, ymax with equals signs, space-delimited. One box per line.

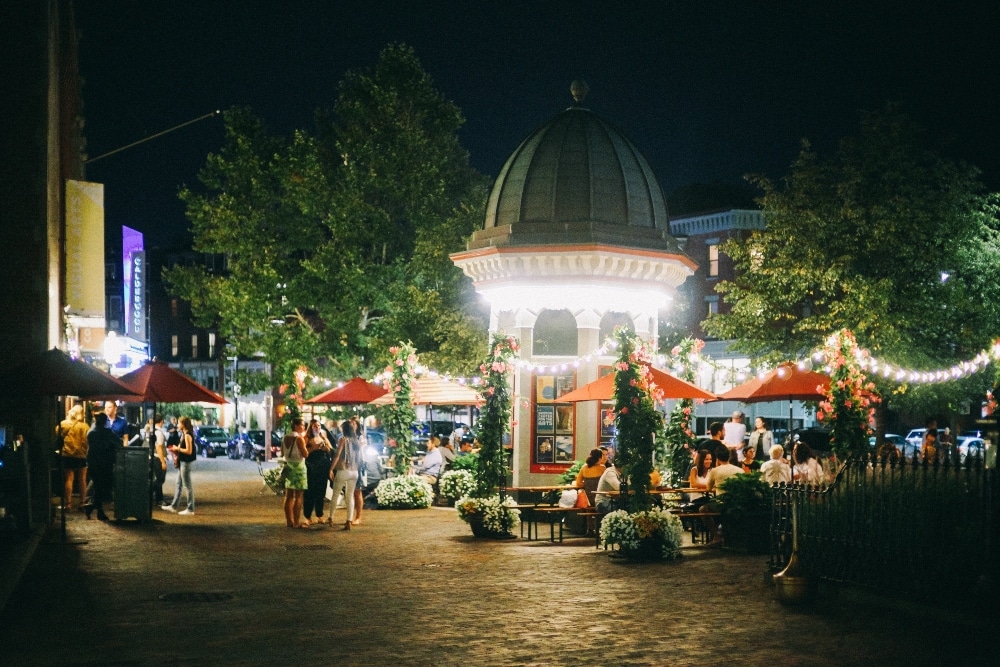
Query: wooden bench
xmin=669 ymin=509 xmax=721 ymax=545
xmin=526 ymin=506 xmax=581 ymax=542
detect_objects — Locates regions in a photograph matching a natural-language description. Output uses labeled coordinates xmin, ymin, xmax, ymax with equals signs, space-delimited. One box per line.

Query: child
xmin=759 ymin=444 xmax=791 ymax=484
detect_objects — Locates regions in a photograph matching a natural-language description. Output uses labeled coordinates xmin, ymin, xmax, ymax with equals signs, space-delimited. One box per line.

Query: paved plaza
xmin=1 ymin=457 xmax=992 ymax=666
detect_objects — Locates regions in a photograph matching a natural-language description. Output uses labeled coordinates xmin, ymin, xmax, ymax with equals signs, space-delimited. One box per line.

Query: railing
xmin=769 ymin=453 xmax=998 ymax=610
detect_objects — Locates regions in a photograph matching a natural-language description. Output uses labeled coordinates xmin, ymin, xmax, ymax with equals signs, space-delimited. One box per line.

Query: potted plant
xmin=717 ymin=472 xmax=772 ymax=553
xmin=455 ymin=494 xmax=520 ymax=538
xmin=599 ymin=508 xmax=685 ymax=561
xmin=456 ymin=333 xmax=520 ymax=538
xmin=373 ymin=475 xmax=434 ymax=509
xmin=439 ymin=469 xmax=476 ymax=504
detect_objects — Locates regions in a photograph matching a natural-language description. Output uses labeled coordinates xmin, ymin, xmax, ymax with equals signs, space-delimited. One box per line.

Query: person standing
xmin=163 ymin=416 xmax=197 ymax=515
xmin=86 ymin=413 xmax=118 ymax=520
xmin=57 ymin=404 xmax=89 ymax=511
xmin=302 ymin=419 xmax=332 ymax=526
xmin=747 ymin=416 xmax=774 ymax=462
xmin=723 ymin=411 xmax=747 ymax=462
xmin=151 ymin=414 xmax=168 ymax=506
xmin=280 ymin=418 xmax=308 ymax=528
xmin=329 ymin=420 xmax=361 ymax=531
xmin=104 ymin=401 xmax=129 ymax=445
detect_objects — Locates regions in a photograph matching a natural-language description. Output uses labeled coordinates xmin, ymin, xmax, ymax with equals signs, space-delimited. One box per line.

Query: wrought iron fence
xmin=769 ymin=453 xmax=998 ymax=610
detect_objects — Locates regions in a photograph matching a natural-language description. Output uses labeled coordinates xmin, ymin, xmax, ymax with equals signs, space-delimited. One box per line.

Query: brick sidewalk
xmin=0 ymin=460 xmax=992 ymax=666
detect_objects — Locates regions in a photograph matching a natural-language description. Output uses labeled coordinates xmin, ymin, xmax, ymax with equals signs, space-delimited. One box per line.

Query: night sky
xmin=77 ymin=1 xmax=1000 ymax=249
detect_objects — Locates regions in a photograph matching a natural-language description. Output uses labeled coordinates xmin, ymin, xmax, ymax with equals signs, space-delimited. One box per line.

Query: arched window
xmin=533 ymin=309 xmax=577 ymax=356
xmin=600 ymin=312 xmax=634 ymax=343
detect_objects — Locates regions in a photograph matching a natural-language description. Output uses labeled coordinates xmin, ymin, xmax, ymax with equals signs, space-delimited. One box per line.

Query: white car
xmin=904 ymin=429 xmax=927 ymax=450
xmin=958 ymin=437 xmax=986 ymax=463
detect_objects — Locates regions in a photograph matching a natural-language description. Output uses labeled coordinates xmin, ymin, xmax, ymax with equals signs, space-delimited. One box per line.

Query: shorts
xmin=61 ymin=456 xmax=87 ymax=471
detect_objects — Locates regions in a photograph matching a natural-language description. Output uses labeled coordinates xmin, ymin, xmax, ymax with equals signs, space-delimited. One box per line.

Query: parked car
xmin=904 ymin=429 xmax=928 ymax=450
xmin=958 ymin=436 xmax=986 ymax=462
xmin=787 ymin=427 xmax=832 ymax=454
xmin=869 ymin=433 xmax=917 ymax=458
xmin=194 ymin=426 xmax=229 ymax=458
xmin=228 ymin=430 xmax=281 ymax=460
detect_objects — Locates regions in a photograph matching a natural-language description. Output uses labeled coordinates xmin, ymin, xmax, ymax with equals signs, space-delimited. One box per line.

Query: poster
xmin=555 ymin=405 xmax=574 ymax=433
xmin=536 ymin=376 xmax=556 ymax=403
xmin=555 ymin=435 xmax=574 ymax=462
xmin=536 ymin=405 xmax=555 ymax=431
xmin=536 ymin=436 xmax=555 ymax=463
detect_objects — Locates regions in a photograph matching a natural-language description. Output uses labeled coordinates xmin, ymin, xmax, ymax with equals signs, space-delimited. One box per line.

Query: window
xmin=171 ymin=298 xmax=178 ymax=318
xmin=708 ymin=244 xmax=719 ymax=277
xmin=171 ymin=335 xmax=178 ymax=357
xmin=208 ymin=332 xmax=216 ymax=358
xmin=706 ymin=297 xmax=719 ymax=317
xmin=533 ymin=309 xmax=577 ymax=356
xmin=191 ymin=334 xmax=199 ymax=359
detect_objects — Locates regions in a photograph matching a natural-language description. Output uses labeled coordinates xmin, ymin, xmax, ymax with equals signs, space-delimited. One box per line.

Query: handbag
xmin=574 ymin=488 xmax=591 ymax=509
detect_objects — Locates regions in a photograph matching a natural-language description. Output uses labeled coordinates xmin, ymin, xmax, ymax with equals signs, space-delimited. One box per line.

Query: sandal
xmin=300 ymin=519 xmax=311 ymax=527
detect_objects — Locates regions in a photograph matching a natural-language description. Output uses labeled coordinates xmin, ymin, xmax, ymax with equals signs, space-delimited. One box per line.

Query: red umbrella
xmin=558 ymin=365 xmax=717 ymax=402
xmin=103 ymin=360 xmax=227 ymax=404
xmin=305 ymin=377 xmax=388 ymax=405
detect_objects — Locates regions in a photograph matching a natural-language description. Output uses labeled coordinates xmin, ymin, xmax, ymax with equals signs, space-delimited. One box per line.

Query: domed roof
xmin=467 ymin=96 xmax=682 ymax=254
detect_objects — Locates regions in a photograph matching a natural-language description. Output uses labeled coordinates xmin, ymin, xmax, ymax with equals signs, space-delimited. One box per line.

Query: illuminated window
xmin=171 ymin=299 xmax=178 ymax=318
xmin=171 ymin=335 xmax=178 ymax=357
xmin=708 ymin=245 xmax=719 ymax=277
xmin=191 ymin=334 xmax=198 ymax=359
xmin=208 ymin=333 xmax=216 ymax=358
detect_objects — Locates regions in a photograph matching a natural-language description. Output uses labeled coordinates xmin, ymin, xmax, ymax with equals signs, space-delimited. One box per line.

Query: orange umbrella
xmin=715 ymin=363 xmax=830 ymax=403
xmin=558 ymin=365 xmax=716 ymax=402
xmin=306 ymin=377 xmax=388 ymax=405
xmin=713 ymin=362 xmax=831 ymax=435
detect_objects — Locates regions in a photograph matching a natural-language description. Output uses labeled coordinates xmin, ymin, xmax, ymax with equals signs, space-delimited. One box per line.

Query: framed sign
xmin=531 ymin=371 xmax=576 ymax=472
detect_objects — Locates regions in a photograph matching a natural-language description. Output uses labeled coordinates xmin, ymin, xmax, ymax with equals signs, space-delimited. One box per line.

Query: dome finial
xmin=570 ymin=79 xmax=589 ymax=104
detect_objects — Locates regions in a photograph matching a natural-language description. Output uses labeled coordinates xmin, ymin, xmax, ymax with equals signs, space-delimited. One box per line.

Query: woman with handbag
xmin=329 ymin=420 xmax=361 ymax=531
xmin=281 ymin=418 xmax=309 ymax=528
xmin=302 ymin=419 xmax=332 ymax=526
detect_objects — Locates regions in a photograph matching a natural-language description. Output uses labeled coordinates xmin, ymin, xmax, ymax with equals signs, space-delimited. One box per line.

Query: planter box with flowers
xmin=599 ymin=508 xmax=685 ymax=561
xmin=456 ymin=495 xmax=520 ymax=538
xmin=373 ymin=475 xmax=434 ymax=509
xmin=439 ymin=469 xmax=476 ymax=504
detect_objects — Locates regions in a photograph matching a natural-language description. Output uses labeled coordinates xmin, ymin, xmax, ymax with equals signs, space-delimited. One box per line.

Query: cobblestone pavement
xmin=1 ymin=458 xmax=992 ymax=666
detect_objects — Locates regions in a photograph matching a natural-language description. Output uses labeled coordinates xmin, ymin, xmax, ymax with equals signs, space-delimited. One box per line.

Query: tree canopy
xmin=165 ymin=44 xmax=490 ymax=395
xmin=705 ymin=107 xmax=1000 ymax=413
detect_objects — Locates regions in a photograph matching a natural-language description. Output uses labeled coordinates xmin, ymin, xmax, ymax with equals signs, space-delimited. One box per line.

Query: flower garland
xmin=661 ymin=338 xmax=704 ymax=486
xmin=612 ymin=328 xmax=663 ymax=512
xmin=816 ymin=330 xmax=880 ymax=458
xmin=473 ymin=333 xmax=518 ymax=499
xmin=382 ymin=342 xmax=418 ymax=476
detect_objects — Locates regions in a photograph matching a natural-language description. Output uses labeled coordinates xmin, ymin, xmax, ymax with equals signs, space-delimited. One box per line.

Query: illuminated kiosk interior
xmin=452 ymin=83 xmax=696 ymax=486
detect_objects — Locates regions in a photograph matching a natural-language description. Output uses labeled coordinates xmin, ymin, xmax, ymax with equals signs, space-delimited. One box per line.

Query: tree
xmin=705 ymin=107 xmax=1000 ymax=413
xmin=165 ymin=45 xmax=490 ymax=395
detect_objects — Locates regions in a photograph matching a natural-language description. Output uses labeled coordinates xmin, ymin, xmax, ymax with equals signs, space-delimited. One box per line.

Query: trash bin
xmin=114 ymin=446 xmax=151 ymax=521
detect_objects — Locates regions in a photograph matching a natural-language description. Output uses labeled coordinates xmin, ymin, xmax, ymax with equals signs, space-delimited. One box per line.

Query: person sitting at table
xmin=415 ymin=436 xmax=444 ymax=485
xmin=594 ymin=460 xmax=621 ymax=513
xmin=740 ymin=445 xmax=761 ymax=473
xmin=760 ymin=444 xmax=791 ymax=484
xmin=688 ymin=448 xmax=714 ymax=491
xmin=574 ymin=448 xmax=607 ymax=505
xmin=706 ymin=446 xmax=743 ymax=495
